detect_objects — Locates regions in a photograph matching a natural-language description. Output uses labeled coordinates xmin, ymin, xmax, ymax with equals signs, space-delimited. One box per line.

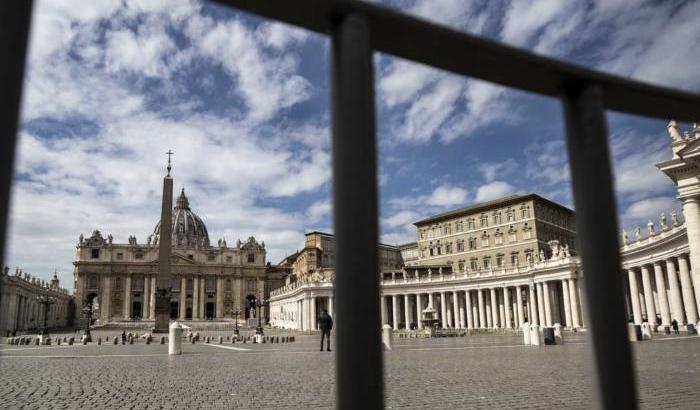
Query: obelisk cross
xmin=165 ymin=150 xmax=174 ymax=176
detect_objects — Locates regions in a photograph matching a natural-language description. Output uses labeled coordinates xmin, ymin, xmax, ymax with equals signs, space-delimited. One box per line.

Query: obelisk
xmin=154 ymin=150 xmax=174 ymax=333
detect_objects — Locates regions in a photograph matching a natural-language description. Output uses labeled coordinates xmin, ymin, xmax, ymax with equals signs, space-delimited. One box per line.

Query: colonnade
xmin=4 ymin=293 xmax=70 ymax=333
xmin=271 ymin=296 xmax=335 ymax=331
xmin=624 ymin=253 xmax=698 ymax=326
xmin=381 ymin=278 xmax=583 ymax=330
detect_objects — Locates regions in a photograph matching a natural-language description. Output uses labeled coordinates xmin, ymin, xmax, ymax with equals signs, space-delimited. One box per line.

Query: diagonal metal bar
xmin=331 ymin=12 xmax=383 ymax=410
xmin=0 ymin=0 xmax=34 ymax=271
xmin=212 ymin=0 xmax=700 ymax=122
xmin=563 ymin=84 xmax=637 ymax=409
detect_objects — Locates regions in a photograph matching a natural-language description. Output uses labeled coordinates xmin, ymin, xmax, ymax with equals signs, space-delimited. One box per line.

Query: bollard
xmin=35 ymin=337 xmax=40 ymax=346
xmin=521 ymin=323 xmax=531 ymax=345
xmin=191 ymin=337 xmax=195 ymax=344
xmin=98 ymin=337 xmax=102 ymax=345
xmin=146 ymin=336 xmax=151 ymax=345
xmin=382 ymin=325 xmax=393 ymax=351
xmin=262 ymin=336 xmax=266 ymax=344
xmin=160 ymin=336 xmax=165 ymax=345
xmin=82 ymin=337 xmax=88 ymax=345
xmin=641 ymin=323 xmax=653 ymax=340
xmin=553 ymin=324 xmax=564 ymax=345
xmin=219 ymin=336 xmax=223 ymax=344
xmin=687 ymin=323 xmax=698 ymax=335
xmin=530 ymin=324 xmax=541 ymax=346
xmin=129 ymin=337 xmax=134 ymax=345
xmin=206 ymin=336 xmax=210 ymax=344
xmin=195 ymin=332 xmax=200 ymax=342
xmin=232 ymin=337 xmax=236 ymax=344
xmin=243 ymin=338 xmax=246 ymax=344
xmin=113 ymin=336 xmax=118 ymax=345
xmin=169 ymin=322 xmax=183 ymax=355
xmin=57 ymin=338 xmax=61 ymax=346
xmin=63 ymin=337 xmax=67 ymax=344
xmin=663 ymin=326 xmax=671 ymax=335
xmin=543 ymin=327 xmax=555 ymax=345
xmin=46 ymin=337 xmax=52 ymax=346
xmin=226 ymin=336 xmax=230 ymax=341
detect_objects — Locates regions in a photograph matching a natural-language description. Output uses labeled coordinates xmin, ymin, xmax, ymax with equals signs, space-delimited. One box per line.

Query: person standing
xmin=318 ymin=309 xmax=333 ymax=352
xmin=671 ymin=319 xmax=679 ymax=335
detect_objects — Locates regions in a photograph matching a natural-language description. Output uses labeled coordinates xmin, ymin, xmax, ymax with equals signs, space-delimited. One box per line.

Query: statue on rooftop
xmin=668 ymin=120 xmax=683 ymax=142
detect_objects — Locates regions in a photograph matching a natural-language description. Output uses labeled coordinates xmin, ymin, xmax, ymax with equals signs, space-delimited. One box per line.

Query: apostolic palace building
xmin=268 ymin=121 xmax=700 ymax=333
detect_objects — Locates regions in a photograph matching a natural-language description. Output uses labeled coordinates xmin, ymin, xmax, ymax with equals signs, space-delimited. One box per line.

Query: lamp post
xmin=231 ymin=309 xmax=240 ymax=337
xmin=254 ymin=299 xmax=269 ymax=336
xmin=36 ymin=294 xmax=56 ymax=337
xmin=82 ymin=303 xmax=92 ymax=342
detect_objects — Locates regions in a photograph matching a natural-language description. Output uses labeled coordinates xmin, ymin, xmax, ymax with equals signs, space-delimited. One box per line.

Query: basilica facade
xmin=73 ymin=188 xmax=284 ymax=325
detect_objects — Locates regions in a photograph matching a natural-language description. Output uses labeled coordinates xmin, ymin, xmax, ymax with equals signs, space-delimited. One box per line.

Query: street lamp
xmin=82 ymin=303 xmax=93 ymax=342
xmin=231 ymin=309 xmax=241 ymax=337
xmin=254 ymin=299 xmax=269 ymax=335
xmin=36 ymin=294 xmax=56 ymax=337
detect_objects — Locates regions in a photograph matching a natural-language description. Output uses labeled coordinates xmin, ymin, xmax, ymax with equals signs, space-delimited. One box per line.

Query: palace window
xmin=496 ymin=254 xmax=504 ymax=267
xmin=226 ymin=279 xmax=232 ymax=291
xmin=188 ymin=254 xmax=194 ymax=260
xmin=443 ymin=224 xmax=451 ymax=235
xmin=493 ymin=212 xmax=501 ymax=224
xmin=470 ymin=258 xmax=478 ymax=271
xmin=467 ymin=218 xmax=475 ymax=230
xmin=523 ymin=223 xmax=532 ymax=239
xmin=247 ymin=253 xmax=255 ymax=263
xmin=521 ymin=206 xmax=530 ymax=219
xmin=507 ymin=209 xmax=515 ymax=222
xmin=91 ymin=249 xmax=99 ymax=259
xmin=116 ymin=252 xmax=123 ymax=260
xmin=494 ymin=229 xmax=503 ymax=245
xmin=483 ymin=257 xmax=491 ymax=269
xmin=468 ymin=237 xmax=477 ymax=250
xmin=508 ymin=227 xmax=517 ymax=242
xmin=87 ymin=275 xmax=98 ymax=289
xmin=226 ymin=256 xmax=232 ymax=263
xmin=480 ymin=234 xmax=489 ymax=247
xmin=456 ymin=221 xmax=463 ymax=232
xmin=429 ymin=247 xmax=434 ymax=256
xmin=207 ymin=254 xmax=216 ymax=262
xmin=445 ymin=242 xmax=452 ymax=254
xmin=135 ymin=251 xmax=144 ymax=260
xmin=480 ymin=214 xmax=488 ymax=227
xmin=456 ymin=240 xmax=464 ymax=252
xmin=511 ymin=253 xmax=519 ymax=266
xmin=420 ymin=230 xmax=425 ymax=239
xmin=457 ymin=261 xmax=465 ymax=272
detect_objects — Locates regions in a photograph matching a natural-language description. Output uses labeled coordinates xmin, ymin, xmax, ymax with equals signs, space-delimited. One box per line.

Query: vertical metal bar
xmin=331 ymin=12 xmax=383 ymax=410
xmin=562 ymin=84 xmax=637 ymax=409
xmin=0 ymin=0 xmax=34 ymax=270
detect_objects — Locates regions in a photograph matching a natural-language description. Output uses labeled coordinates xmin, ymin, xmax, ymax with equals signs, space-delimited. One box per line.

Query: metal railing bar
xmin=0 ymin=0 xmax=34 ymax=271
xmin=331 ymin=12 xmax=384 ymax=410
xmin=562 ymin=84 xmax=637 ymax=409
xmin=213 ymin=0 xmax=700 ymax=122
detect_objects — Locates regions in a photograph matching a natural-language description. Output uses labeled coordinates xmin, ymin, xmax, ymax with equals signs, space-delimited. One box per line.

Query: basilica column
xmin=192 ymin=275 xmax=199 ymax=320
xmin=653 ymin=262 xmax=671 ymax=326
xmin=440 ymin=292 xmax=448 ymax=329
xmin=536 ymin=282 xmax=545 ymax=326
xmin=516 ymin=286 xmax=524 ymax=326
xmin=216 ymin=276 xmax=224 ymax=318
xmin=392 ymin=295 xmax=399 ymax=330
xmin=123 ymin=275 xmax=132 ymax=320
xmin=101 ymin=276 xmax=111 ymax=322
xmin=542 ymin=281 xmax=552 ymax=326
xmin=477 ymin=289 xmax=485 ymax=328
xmin=179 ymin=276 xmax=187 ymax=320
xmin=678 ymin=254 xmax=699 ymax=324
xmin=640 ymin=265 xmax=657 ymax=324
xmin=404 ymin=294 xmax=411 ymax=330
xmin=503 ymin=287 xmax=511 ymax=329
xmin=665 ymin=259 xmax=685 ymax=324
xmin=150 ymin=276 xmax=156 ymax=319
xmin=143 ymin=274 xmax=150 ymax=320
xmin=428 ymin=293 xmax=434 ymax=309
xmin=200 ymin=277 xmax=206 ymax=318
xmin=415 ymin=294 xmax=423 ymax=329
xmin=561 ymin=279 xmax=572 ymax=327
xmin=465 ymin=291 xmax=474 ymax=329
xmin=529 ymin=284 xmax=538 ymax=326
xmin=627 ymin=269 xmax=643 ymax=324
xmin=489 ymin=288 xmax=498 ymax=328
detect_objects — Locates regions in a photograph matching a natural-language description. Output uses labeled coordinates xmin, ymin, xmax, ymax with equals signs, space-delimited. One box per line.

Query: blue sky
xmin=7 ymin=0 xmax=700 ymax=290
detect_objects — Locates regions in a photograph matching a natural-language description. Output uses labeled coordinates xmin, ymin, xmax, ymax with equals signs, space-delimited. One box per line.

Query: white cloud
xmin=478 ymin=159 xmax=519 ymax=182
xmin=426 ymin=184 xmax=468 ymax=207
xmin=306 ymin=200 xmax=332 ymax=223
xmin=474 ymin=181 xmax=516 ymax=202
xmin=105 ymin=29 xmax=176 ymax=77
xmin=623 ymin=197 xmax=679 ymax=227
xmin=382 ymin=210 xmax=421 ymax=229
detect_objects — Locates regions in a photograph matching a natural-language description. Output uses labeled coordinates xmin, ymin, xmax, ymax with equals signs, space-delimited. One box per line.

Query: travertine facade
xmin=0 ymin=268 xmax=72 ymax=335
xmin=73 ymin=188 xmax=284 ymax=324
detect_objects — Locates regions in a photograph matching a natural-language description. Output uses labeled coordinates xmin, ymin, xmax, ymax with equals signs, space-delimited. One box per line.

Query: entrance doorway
xmin=245 ymin=295 xmax=257 ymax=319
xmin=186 ymin=307 xmax=192 ymax=320
xmin=132 ymin=302 xmax=142 ymax=319
xmin=170 ymin=302 xmax=178 ymax=319
xmin=205 ymin=302 xmax=214 ymax=320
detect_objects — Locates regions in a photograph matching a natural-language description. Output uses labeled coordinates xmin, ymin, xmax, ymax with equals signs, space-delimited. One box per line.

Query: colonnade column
xmin=150 ymin=276 xmax=156 ymax=319
xmin=536 ymin=282 xmax=545 ymax=326
xmin=392 ymin=295 xmax=399 ymax=330
xmin=516 ymin=286 xmax=524 ymax=326
xmin=562 ymin=279 xmax=572 ymax=327
xmin=216 ymin=276 xmax=224 ymax=318
xmin=101 ymin=276 xmax=111 ymax=321
xmin=477 ymin=289 xmax=485 ymax=328
xmin=465 ymin=291 xmax=473 ymax=329
xmin=123 ymin=275 xmax=131 ymax=320
xmin=488 ymin=288 xmax=497 ymax=328
xmin=329 ymin=296 xmax=334 ymax=319
xmin=179 ymin=276 xmax=187 ymax=320
xmin=310 ymin=297 xmax=317 ymax=330
xmin=653 ymin=262 xmax=671 ymax=326
xmin=380 ymin=295 xmax=388 ymax=326
xmin=192 ymin=275 xmax=199 ymax=320
xmin=681 ymin=197 xmax=700 ymax=312
xmin=404 ymin=294 xmax=411 ymax=330
xmin=640 ymin=265 xmax=657 ymax=324
xmin=415 ymin=294 xmax=422 ymax=329
xmin=455 ymin=292 xmax=464 ymax=328
xmin=440 ymin=292 xmax=447 ymax=329
xmin=569 ymin=278 xmax=581 ymax=328
xmin=678 ymin=255 xmax=699 ymax=324
xmin=143 ymin=274 xmax=150 ymax=320
xmin=627 ymin=269 xmax=643 ymax=324
xmin=528 ymin=284 xmax=538 ymax=325
xmin=503 ymin=287 xmax=511 ymax=329
xmin=665 ymin=259 xmax=685 ymax=324
xmin=542 ymin=281 xmax=552 ymax=326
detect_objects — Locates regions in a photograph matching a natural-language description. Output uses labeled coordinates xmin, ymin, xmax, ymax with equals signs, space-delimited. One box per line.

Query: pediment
xmin=170 ymin=254 xmax=197 ymax=265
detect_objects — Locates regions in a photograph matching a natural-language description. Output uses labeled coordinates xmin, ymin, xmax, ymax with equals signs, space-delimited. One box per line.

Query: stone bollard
xmin=226 ymin=336 xmax=230 ymax=341
xmin=63 ymin=337 xmax=67 ymax=344
xmin=169 ymin=322 xmax=183 ymax=356
xmin=219 ymin=336 xmax=223 ymax=344
xmin=113 ymin=336 xmax=118 ymax=345
xmin=641 ymin=323 xmax=653 ymax=340
xmin=68 ymin=337 xmax=74 ymax=345
xmin=129 ymin=337 xmax=134 ymax=345
xmin=663 ymin=326 xmax=671 ymax=335
xmin=35 ymin=337 xmax=40 ymax=345
xmin=191 ymin=337 xmax=195 ymax=344
xmin=46 ymin=337 xmax=52 ymax=346
xmin=194 ymin=332 xmax=200 ymax=342
xmin=146 ymin=336 xmax=151 ymax=345
xmin=382 ymin=325 xmax=393 ymax=351
xmin=243 ymin=338 xmax=246 ymax=344
xmin=553 ymin=324 xmax=564 ymax=345
xmin=232 ymin=337 xmax=236 ymax=344
xmin=687 ymin=323 xmax=698 ymax=335
xmin=521 ymin=323 xmax=531 ymax=345
xmin=543 ymin=327 xmax=556 ymax=345
xmin=82 ymin=337 xmax=88 ymax=345
xmin=530 ymin=324 xmax=541 ymax=346
xmin=206 ymin=336 xmax=210 ymax=344
xmin=262 ymin=336 xmax=266 ymax=344
xmin=160 ymin=336 xmax=165 ymax=345
xmin=98 ymin=337 xmax=102 ymax=345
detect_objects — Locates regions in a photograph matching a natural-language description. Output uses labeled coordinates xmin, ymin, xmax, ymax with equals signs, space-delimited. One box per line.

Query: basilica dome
xmin=153 ymin=188 xmax=210 ymax=248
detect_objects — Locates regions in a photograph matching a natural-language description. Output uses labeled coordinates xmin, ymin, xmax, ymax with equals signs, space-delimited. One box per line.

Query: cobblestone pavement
xmin=1 ymin=332 xmax=698 ymax=409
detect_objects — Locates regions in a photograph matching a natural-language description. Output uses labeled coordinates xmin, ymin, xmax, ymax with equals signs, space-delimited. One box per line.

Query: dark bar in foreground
xmin=563 ymin=84 xmax=637 ymax=409
xmin=331 ymin=12 xmax=383 ymax=410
